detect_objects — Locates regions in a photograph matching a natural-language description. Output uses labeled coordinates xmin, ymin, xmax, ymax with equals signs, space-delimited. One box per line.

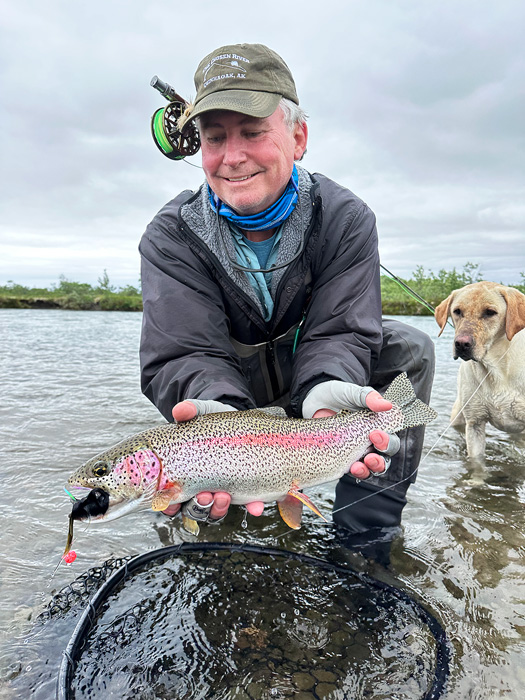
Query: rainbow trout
xmin=67 ymin=373 xmax=436 ymax=531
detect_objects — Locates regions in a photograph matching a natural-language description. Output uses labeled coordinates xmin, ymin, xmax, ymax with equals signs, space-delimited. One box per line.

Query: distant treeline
xmin=1 ymin=265 xmax=524 ymax=314
xmin=0 ymin=272 xmax=142 ymax=311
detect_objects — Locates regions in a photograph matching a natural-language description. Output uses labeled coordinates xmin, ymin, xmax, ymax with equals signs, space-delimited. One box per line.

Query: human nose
xmin=221 ymin=133 xmax=246 ymax=167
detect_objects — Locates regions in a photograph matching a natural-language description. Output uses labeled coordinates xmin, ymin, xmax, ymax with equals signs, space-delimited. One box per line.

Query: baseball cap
xmin=179 ymin=43 xmax=299 ymax=129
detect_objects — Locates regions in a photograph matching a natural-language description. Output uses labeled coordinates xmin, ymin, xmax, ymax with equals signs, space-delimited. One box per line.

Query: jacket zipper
xmin=265 ymin=339 xmax=281 ymax=400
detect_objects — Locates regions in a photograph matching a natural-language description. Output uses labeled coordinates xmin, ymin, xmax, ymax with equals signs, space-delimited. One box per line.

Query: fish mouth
xmin=67 ymin=485 xmax=146 ymax=523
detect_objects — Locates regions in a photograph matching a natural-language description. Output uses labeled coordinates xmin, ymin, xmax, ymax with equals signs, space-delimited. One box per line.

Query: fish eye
xmin=92 ymin=461 xmax=109 ymax=477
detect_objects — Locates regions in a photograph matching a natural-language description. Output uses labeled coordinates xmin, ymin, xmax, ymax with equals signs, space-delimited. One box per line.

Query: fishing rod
xmin=380 ymin=263 xmax=443 ymax=317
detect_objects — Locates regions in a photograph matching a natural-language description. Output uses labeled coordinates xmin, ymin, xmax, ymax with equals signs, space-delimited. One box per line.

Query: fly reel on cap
xmin=150 ymin=76 xmax=200 ymax=160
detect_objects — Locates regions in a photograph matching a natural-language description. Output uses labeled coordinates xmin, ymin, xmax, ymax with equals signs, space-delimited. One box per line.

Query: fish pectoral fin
xmin=181 ymin=514 xmax=200 ymax=536
xmin=151 ymin=485 xmax=182 ymax=512
xmin=278 ymin=494 xmax=304 ymax=529
xmin=287 ymin=489 xmax=328 ymax=522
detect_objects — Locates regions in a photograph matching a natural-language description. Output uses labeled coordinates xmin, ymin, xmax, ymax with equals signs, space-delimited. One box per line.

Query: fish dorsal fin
xmin=251 ymin=406 xmax=288 ymax=418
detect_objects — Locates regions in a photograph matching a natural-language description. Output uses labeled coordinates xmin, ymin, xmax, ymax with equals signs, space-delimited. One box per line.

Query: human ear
xmin=293 ymin=122 xmax=308 ymax=161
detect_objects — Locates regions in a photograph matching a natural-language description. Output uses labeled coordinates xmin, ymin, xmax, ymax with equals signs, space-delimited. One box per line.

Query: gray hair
xmin=279 ymin=97 xmax=308 ymax=130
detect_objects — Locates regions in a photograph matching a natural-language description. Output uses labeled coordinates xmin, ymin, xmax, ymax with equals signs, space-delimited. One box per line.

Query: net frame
xmin=56 ymin=542 xmax=451 ymax=700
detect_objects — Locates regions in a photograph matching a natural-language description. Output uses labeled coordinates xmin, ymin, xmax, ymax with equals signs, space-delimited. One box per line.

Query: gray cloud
xmin=1 ymin=0 xmax=523 ymax=288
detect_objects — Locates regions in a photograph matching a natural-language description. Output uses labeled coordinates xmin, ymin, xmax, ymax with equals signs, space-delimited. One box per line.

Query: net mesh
xmin=39 ymin=557 xmax=132 ymax=621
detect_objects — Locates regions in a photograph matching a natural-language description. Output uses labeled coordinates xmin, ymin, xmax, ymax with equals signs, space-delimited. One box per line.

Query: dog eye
xmin=452 ymin=308 xmax=462 ymax=316
xmin=483 ymin=309 xmax=498 ymax=317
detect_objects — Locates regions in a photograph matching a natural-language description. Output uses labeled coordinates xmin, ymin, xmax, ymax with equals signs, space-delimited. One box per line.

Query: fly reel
xmin=150 ymin=76 xmax=200 ymax=160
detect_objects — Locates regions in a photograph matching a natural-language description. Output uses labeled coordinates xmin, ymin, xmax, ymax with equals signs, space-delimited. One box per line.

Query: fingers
xmin=304 ymin=381 xmax=394 ymax=418
xmin=172 ymin=400 xmax=198 ymax=422
xmin=348 ymin=428 xmax=400 ymax=479
xmin=182 ymin=492 xmax=215 ymax=521
xmin=246 ymin=501 xmax=265 ymax=516
xmin=162 ymin=491 xmax=264 ymax=523
xmin=369 ymin=430 xmax=401 ymax=456
xmin=181 ymin=492 xmax=230 ymax=522
xmin=209 ymin=492 xmax=231 ymax=521
xmin=349 ymin=460 xmax=370 ymax=479
xmin=349 ymin=453 xmax=387 ymax=479
xmin=162 ymin=503 xmax=182 ymax=516
xmin=312 ymin=408 xmax=337 ymax=418
xmin=364 ymin=452 xmax=387 ymax=473
xmin=208 ymin=493 xmax=264 ymax=519
xmin=172 ymin=400 xmax=237 ymax=422
xmin=365 ymin=391 xmax=392 ymax=413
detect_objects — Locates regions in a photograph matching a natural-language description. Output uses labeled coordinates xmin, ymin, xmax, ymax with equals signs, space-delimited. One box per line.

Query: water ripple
xmin=2 ymin=311 xmax=525 ymax=699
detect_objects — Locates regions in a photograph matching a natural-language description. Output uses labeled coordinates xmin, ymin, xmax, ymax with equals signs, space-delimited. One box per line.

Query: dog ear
xmin=498 ymin=287 xmax=525 ymax=340
xmin=434 ymin=293 xmax=454 ymax=336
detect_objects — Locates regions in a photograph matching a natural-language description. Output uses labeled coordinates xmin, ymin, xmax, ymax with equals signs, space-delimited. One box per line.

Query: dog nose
xmin=454 ymin=335 xmax=472 ymax=350
xmin=454 ymin=335 xmax=475 ymax=359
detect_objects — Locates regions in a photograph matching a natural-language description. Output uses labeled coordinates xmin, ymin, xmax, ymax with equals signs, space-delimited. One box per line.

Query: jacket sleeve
xmin=290 ymin=188 xmax=383 ymax=416
xmin=139 ymin=204 xmax=257 ymax=421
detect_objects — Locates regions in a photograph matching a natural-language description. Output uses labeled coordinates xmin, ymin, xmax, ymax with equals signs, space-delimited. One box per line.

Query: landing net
xmin=52 ymin=543 xmax=450 ymax=700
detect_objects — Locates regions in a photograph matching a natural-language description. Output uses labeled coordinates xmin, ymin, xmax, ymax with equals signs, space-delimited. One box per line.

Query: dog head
xmin=434 ymin=281 xmax=525 ymax=361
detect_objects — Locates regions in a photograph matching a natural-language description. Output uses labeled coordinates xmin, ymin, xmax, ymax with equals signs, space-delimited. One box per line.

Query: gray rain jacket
xmin=139 ymin=166 xmax=383 ymax=421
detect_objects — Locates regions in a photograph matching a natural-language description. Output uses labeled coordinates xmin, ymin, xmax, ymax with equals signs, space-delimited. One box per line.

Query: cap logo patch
xmin=203 ymin=53 xmax=249 ymax=88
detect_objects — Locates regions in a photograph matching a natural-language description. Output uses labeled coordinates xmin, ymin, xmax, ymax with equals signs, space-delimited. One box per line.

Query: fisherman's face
xmin=199 ymin=108 xmax=307 ymax=216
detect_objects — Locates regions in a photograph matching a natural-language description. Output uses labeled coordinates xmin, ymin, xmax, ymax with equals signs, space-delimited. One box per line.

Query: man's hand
xmin=303 ymin=381 xmax=401 ymax=480
xmin=162 ymin=399 xmax=265 ymax=520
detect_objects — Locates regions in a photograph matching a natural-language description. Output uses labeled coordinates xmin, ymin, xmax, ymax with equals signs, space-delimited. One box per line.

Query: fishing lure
xmin=59 ymin=487 xmax=110 ymax=567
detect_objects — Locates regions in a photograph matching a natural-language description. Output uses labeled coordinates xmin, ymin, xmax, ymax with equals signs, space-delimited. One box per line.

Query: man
xmin=140 ymin=43 xmax=435 ymax=537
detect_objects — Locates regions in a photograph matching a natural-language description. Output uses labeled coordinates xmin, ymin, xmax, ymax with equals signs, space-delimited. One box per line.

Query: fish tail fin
xmin=384 ymin=373 xmax=438 ymax=429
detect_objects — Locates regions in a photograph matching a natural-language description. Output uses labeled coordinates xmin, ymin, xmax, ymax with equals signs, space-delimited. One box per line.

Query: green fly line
xmin=152 ymin=109 xmax=176 ymax=156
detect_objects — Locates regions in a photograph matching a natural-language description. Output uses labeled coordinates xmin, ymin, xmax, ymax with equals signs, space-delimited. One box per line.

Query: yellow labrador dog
xmin=435 ymin=282 xmax=525 ymax=459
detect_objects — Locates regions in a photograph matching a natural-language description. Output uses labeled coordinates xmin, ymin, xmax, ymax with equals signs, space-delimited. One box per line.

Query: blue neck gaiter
xmin=208 ymin=165 xmax=299 ymax=231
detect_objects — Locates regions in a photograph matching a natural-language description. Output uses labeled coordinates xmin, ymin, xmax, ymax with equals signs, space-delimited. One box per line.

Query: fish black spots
xmin=71 ymin=488 xmax=110 ymax=521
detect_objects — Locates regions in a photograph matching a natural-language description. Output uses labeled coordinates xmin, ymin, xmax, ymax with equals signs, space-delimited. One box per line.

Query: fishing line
xmin=329 ymin=344 xmax=513 ymax=518
xmin=182 ymin=158 xmax=203 ymax=169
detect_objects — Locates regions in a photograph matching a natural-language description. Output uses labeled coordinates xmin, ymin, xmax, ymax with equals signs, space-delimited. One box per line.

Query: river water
xmin=0 ymin=309 xmax=524 ymax=699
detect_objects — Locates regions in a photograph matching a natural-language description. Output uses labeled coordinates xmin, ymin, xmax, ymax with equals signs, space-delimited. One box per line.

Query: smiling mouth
xmin=225 ymin=173 xmax=259 ymax=182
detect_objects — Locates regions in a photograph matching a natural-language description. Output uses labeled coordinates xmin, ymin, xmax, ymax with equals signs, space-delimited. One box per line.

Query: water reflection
xmin=1 ymin=311 xmax=524 ymax=699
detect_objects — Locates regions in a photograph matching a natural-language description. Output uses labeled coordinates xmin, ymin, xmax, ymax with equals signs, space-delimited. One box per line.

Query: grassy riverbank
xmin=0 ymin=273 xmax=142 ymax=312
xmin=1 ymin=265 xmax=523 ymax=314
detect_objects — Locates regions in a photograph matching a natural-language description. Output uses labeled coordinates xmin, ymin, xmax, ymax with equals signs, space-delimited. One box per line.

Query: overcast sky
xmin=1 ymin=0 xmax=524 ymax=289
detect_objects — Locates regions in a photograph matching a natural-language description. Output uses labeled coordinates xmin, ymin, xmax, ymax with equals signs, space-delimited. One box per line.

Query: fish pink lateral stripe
xmin=186 ymin=431 xmax=343 ymax=450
